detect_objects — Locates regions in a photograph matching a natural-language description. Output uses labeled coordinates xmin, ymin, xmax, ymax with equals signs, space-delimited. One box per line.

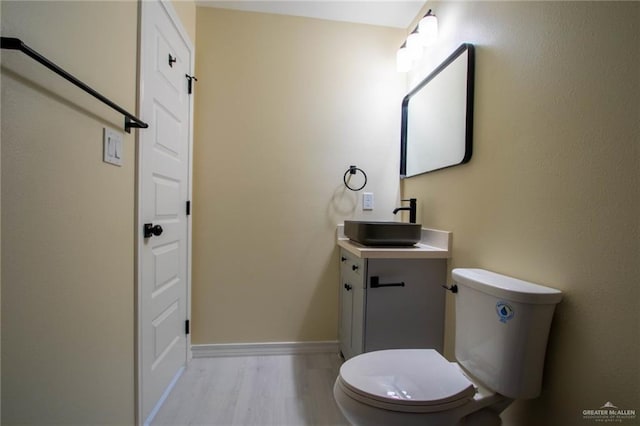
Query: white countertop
xmin=336 ymin=225 xmax=451 ymax=259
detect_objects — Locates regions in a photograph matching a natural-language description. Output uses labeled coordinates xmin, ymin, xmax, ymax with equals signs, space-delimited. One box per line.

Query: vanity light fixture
xmin=396 ymin=9 xmax=439 ymax=72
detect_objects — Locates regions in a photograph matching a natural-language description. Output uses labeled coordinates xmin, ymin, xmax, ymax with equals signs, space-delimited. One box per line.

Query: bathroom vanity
xmin=336 ymin=226 xmax=451 ymax=360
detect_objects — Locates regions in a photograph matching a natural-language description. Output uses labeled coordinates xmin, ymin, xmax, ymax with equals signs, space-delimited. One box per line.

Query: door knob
xmin=144 ymin=223 xmax=163 ymax=238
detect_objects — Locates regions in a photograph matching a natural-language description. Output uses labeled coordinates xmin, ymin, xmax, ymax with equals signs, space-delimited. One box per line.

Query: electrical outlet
xmin=363 ymin=192 xmax=374 ymax=210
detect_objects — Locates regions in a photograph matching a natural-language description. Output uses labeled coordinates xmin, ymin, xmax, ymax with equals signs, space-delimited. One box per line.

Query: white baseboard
xmin=191 ymin=340 xmax=339 ymax=358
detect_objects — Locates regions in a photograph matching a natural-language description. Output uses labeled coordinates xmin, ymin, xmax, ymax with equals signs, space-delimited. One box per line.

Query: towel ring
xmin=343 ymin=165 xmax=367 ymax=191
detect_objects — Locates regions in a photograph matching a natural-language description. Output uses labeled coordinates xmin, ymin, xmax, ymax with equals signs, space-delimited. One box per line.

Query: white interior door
xmin=138 ymin=0 xmax=193 ymax=423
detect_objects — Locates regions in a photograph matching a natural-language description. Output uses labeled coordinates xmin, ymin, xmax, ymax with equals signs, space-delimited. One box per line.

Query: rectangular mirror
xmin=400 ymin=43 xmax=475 ymax=178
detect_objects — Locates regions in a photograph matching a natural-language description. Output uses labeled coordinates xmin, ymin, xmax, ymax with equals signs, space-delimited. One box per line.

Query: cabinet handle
xmin=352 ymin=265 xmax=359 ymax=271
xmin=341 ymin=256 xmax=347 ymax=262
xmin=370 ymin=276 xmax=405 ymax=288
xmin=344 ymin=283 xmax=352 ymax=291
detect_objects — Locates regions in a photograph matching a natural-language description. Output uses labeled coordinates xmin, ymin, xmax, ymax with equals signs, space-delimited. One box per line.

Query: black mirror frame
xmin=400 ymin=43 xmax=475 ymax=178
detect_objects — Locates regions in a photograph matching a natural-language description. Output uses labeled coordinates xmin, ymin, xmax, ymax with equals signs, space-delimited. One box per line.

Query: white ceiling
xmin=196 ymin=1 xmax=426 ymax=29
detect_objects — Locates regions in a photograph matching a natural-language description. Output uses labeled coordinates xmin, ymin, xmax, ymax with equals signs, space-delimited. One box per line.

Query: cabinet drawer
xmin=340 ymin=250 xmax=365 ymax=288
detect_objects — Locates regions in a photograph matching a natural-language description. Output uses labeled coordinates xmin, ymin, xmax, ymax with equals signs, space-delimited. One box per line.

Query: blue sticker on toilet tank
xmin=496 ymin=301 xmax=514 ymax=323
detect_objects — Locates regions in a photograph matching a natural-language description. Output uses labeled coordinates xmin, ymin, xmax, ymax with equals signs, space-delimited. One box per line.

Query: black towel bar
xmin=1 ymin=37 xmax=148 ymax=133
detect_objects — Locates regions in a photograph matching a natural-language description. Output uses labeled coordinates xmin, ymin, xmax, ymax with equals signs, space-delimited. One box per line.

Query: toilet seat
xmin=338 ymin=349 xmax=476 ymax=413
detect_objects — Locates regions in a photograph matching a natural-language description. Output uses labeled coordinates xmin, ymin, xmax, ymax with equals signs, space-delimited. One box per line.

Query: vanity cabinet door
xmin=338 ymin=277 xmax=353 ymax=359
xmin=364 ymin=258 xmax=446 ymax=354
xmin=339 ymin=250 xmax=366 ymax=359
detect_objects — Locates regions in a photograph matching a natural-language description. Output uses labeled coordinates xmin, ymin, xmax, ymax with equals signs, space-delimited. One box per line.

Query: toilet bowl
xmin=333 ymin=349 xmax=509 ymax=426
xmin=333 ymin=268 xmax=562 ymax=426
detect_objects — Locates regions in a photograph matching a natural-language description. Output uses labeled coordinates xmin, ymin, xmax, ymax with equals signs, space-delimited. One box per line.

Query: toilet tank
xmin=452 ymin=268 xmax=562 ymax=399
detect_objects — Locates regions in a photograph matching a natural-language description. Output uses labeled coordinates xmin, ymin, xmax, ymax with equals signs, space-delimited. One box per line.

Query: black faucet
xmin=393 ymin=198 xmax=417 ymax=223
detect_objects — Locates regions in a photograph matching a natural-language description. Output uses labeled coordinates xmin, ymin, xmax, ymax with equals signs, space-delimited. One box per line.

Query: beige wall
xmin=403 ymin=2 xmax=639 ymax=425
xmin=192 ymin=7 xmax=404 ymax=343
xmin=173 ymin=0 xmax=197 ymax=44
xmin=1 ymin=1 xmax=139 ymax=423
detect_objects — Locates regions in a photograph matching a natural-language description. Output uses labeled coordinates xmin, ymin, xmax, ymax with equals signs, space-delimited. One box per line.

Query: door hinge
xmin=185 ymin=74 xmax=198 ymax=95
xmin=186 ymin=200 xmax=191 ymax=216
xmin=185 ymin=319 xmax=190 ymax=335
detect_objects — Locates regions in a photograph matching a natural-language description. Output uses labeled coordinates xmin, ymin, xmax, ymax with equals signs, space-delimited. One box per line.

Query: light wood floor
xmin=151 ymin=353 xmax=350 ymax=426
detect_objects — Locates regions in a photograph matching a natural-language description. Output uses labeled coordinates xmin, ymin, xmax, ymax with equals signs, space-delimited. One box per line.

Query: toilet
xmin=333 ymin=268 xmax=563 ymax=426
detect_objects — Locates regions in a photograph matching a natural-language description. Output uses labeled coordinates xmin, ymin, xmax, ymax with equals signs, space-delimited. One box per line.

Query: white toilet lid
xmin=339 ymin=349 xmax=476 ymax=413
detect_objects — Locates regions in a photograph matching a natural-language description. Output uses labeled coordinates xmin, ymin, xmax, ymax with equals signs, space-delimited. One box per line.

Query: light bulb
xmin=418 ymin=11 xmax=438 ymax=46
xmin=406 ymin=30 xmax=423 ymax=61
xmin=396 ymin=45 xmax=411 ymax=72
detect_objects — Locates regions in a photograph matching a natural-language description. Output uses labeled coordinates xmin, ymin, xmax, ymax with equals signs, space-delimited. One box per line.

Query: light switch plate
xmin=363 ymin=192 xmax=374 ymax=210
xmin=103 ymin=127 xmax=123 ymax=166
